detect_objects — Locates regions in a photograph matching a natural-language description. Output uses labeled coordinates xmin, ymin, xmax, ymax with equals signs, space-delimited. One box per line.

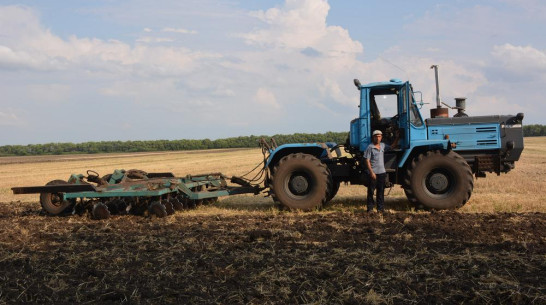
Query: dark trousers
xmin=367 ymin=173 xmax=386 ymax=211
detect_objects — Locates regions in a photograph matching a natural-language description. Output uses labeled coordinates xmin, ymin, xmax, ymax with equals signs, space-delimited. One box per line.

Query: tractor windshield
xmin=371 ymin=93 xmax=397 ymax=120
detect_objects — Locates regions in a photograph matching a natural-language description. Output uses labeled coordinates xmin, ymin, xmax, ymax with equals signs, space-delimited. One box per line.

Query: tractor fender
xmin=266 ymin=143 xmax=334 ymax=170
xmin=398 ymin=140 xmax=451 ymax=168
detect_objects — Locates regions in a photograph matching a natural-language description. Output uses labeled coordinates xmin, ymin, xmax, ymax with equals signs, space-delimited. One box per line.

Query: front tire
xmin=404 ymin=150 xmax=473 ymax=210
xmin=271 ymin=153 xmax=330 ymax=211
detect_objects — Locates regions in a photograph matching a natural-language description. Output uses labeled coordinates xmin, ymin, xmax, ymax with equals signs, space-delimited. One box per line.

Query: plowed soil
xmin=0 ymin=202 xmax=544 ymax=304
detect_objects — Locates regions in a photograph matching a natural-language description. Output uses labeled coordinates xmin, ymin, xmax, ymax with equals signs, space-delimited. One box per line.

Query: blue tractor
xmin=264 ymin=66 xmax=524 ymax=210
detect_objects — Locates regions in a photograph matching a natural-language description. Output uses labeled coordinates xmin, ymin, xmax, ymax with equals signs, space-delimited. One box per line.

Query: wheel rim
xmin=284 ymin=171 xmax=314 ymax=199
xmin=423 ymin=168 xmax=454 ymax=198
xmin=50 ymin=193 xmax=63 ymax=207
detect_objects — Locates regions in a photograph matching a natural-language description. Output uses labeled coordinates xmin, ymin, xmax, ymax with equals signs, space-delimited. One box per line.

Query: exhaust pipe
xmin=430 ymin=65 xmax=449 ymax=118
xmin=431 ymin=65 xmax=441 ymax=108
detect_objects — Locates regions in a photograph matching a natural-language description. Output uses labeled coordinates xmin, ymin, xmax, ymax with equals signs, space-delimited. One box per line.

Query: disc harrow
xmin=12 ymin=169 xmax=264 ymax=219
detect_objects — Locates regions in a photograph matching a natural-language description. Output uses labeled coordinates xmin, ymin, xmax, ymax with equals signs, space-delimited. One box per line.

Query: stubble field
xmin=0 ymin=138 xmax=545 ymax=304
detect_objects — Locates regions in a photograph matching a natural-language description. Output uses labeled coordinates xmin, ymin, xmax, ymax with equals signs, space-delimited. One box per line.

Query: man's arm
xmin=366 ymin=158 xmax=376 ymax=180
xmin=363 ymin=145 xmax=376 ymax=180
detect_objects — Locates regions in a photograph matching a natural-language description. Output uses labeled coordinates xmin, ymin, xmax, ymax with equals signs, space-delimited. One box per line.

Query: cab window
xmin=410 ymin=101 xmax=423 ymax=127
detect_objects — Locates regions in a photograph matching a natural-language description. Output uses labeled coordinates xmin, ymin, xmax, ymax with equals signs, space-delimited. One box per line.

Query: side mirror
xmin=353 ymin=79 xmax=361 ymax=90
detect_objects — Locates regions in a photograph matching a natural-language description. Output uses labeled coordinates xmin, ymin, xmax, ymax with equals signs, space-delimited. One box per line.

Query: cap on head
xmin=372 ymin=130 xmax=383 ymax=136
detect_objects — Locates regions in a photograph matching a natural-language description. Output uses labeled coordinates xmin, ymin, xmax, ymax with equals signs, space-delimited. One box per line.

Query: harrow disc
xmin=149 ymin=201 xmax=167 ymax=218
xmin=163 ymin=201 xmax=175 ymax=215
xmin=105 ymin=199 xmax=121 ymax=214
xmin=92 ymin=202 xmax=111 ymax=220
xmin=117 ymin=199 xmax=130 ymax=215
xmin=170 ymin=198 xmax=184 ymax=211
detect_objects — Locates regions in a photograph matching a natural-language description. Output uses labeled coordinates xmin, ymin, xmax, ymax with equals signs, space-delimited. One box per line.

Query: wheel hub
xmin=428 ymin=173 xmax=449 ymax=193
xmin=289 ymin=175 xmax=309 ymax=195
xmin=51 ymin=193 xmax=62 ymax=207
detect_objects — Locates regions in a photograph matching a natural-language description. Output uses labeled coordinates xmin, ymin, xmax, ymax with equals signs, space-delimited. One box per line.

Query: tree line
xmin=0 ymin=132 xmax=349 ymax=156
xmin=523 ymin=124 xmax=546 ymax=137
xmin=1 ymin=125 xmax=544 ymax=156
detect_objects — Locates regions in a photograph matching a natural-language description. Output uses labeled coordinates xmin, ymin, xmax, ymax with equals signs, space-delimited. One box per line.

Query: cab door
xmin=358 ymin=88 xmax=371 ymax=151
xmin=397 ymin=83 xmax=410 ymax=149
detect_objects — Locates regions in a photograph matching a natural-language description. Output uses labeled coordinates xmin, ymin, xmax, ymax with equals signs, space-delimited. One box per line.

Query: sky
xmin=1 ymin=0 xmax=545 ymax=145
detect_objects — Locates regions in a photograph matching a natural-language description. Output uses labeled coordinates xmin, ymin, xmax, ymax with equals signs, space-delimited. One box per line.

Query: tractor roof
xmin=361 ymin=79 xmax=406 ymax=89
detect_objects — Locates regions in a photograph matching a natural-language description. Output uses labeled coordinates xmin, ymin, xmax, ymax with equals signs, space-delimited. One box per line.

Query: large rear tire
xmin=326 ymin=180 xmax=341 ymax=202
xmin=40 ymin=180 xmax=72 ymax=215
xmin=271 ymin=153 xmax=330 ymax=211
xmin=404 ymin=150 xmax=473 ymax=210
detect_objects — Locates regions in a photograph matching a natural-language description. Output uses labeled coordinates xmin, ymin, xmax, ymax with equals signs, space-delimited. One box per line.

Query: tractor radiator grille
xmin=476 ymin=127 xmax=497 ymax=133
xmin=477 ymin=139 xmax=498 ymax=146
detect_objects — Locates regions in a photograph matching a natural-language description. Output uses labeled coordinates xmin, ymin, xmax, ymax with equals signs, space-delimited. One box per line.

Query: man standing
xmin=364 ymin=130 xmax=398 ymax=213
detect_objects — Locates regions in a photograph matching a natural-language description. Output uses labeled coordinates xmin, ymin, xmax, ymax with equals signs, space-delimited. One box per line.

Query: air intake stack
xmin=454 ymin=97 xmax=468 ymax=117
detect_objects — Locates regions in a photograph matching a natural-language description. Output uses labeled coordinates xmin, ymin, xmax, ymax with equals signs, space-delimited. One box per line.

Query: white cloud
xmin=230 ymin=0 xmax=367 ymax=115
xmin=26 ymin=84 xmax=71 ymax=103
xmin=319 ymin=78 xmax=353 ymax=106
xmin=162 ymin=27 xmax=197 ymax=34
xmin=0 ymin=110 xmax=23 ymax=126
xmin=254 ymin=87 xmax=280 ymax=109
xmin=0 ymin=45 xmax=53 ymax=70
xmin=492 ymin=44 xmax=546 ymax=74
xmin=467 ymin=94 xmax=525 ymax=116
xmin=0 ymin=6 xmax=214 ymax=76
xmin=136 ymin=36 xmax=175 ymax=43
xmin=100 ymin=80 xmax=177 ymax=100
xmin=243 ymin=0 xmax=362 ymax=58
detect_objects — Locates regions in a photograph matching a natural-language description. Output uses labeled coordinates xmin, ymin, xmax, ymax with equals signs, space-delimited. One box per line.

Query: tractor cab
xmin=350 ymin=79 xmax=426 ymax=155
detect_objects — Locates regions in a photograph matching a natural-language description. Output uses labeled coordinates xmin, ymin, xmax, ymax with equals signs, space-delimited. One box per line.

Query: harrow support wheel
xmin=404 ymin=150 xmax=474 ymax=210
xmin=40 ymin=180 xmax=73 ymax=215
xmin=271 ymin=153 xmax=331 ymax=211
